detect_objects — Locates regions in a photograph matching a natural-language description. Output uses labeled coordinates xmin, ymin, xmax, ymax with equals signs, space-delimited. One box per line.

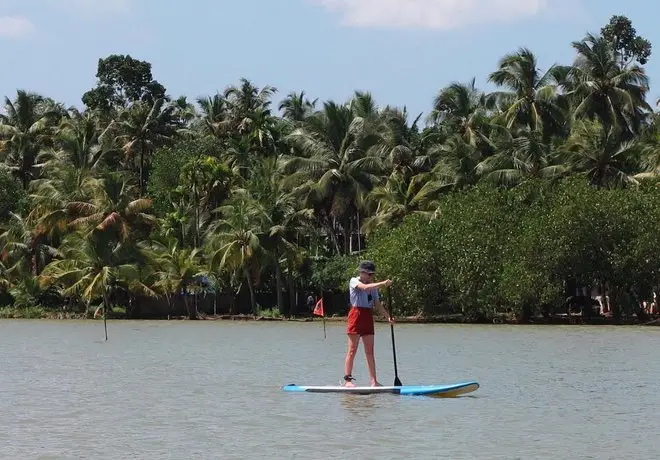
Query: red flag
xmin=313 ymin=298 xmax=325 ymax=316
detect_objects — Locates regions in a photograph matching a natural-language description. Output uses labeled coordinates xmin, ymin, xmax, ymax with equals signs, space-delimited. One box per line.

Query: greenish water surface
xmin=0 ymin=320 xmax=657 ymax=459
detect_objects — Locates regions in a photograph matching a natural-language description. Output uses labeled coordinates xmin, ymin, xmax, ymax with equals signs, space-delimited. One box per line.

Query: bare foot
xmin=371 ymin=381 xmax=383 ymax=387
xmin=343 ymin=381 xmax=356 ymax=387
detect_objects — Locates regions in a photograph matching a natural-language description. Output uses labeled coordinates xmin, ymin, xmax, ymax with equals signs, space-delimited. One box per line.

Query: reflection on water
xmin=340 ymin=393 xmax=377 ymax=417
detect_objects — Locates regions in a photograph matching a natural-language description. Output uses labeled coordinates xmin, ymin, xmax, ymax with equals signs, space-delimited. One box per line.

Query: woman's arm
xmin=354 ymin=279 xmax=392 ymax=290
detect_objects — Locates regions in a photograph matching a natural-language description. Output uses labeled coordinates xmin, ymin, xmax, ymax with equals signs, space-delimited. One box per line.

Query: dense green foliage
xmin=363 ymin=178 xmax=660 ymax=320
xmin=1 ymin=16 xmax=660 ymax=320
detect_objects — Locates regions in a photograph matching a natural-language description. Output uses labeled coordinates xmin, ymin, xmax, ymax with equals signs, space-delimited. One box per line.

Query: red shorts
xmin=347 ymin=306 xmax=374 ymax=336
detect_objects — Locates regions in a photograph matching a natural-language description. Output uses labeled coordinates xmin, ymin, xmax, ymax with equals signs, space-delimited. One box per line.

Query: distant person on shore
xmin=342 ymin=260 xmax=393 ymax=387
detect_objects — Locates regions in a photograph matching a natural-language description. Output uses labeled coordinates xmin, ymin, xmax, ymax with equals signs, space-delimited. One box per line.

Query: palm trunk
xmin=102 ymin=287 xmax=110 ymax=341
xmin=287 ymin=270 xmax=296 ymax=316
xmin=275 ymin=254 xmax=284 ymax=316
xmin=30 ymin=237 xmax=40 ymax=276
xmin=357 ymin=211 xmax=361 ymax=251
xmin=348 ymin=216 xmax=353 ymax=253
xmin=325 ymin=217 xmax=341 ymax=255
xmin=140 ymin=139 xmax=146 ymax=196
xmin=244 ymin=267 xmax=257 ymax=315
xmin=192 ymin=170 xmax=200 ymax=248
xmin=183 ymin=290 xmax=198 ymax=320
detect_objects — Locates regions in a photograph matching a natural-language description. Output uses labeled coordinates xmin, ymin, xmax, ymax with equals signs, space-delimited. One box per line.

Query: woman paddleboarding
xmin=343 ymin=260 xmax=394 ymax=387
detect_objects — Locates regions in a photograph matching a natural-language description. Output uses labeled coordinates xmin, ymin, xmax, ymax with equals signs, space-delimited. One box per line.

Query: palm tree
xmin=429 ymin=79 xmax=492 ymax=147
xmin=44 ymin=109 xmax=114 ymax=182
xmin=279 ymin=91 xmax=317 ymax=123
xmin=427 ymin=134 xmax=483 ymax=190
xmin=39 ymin=231 xmax=156 ymax=322
xmin=0 ymin=259 xmax=9 ymax=293
xmin=181 ymin=156 xmax=234 ymax=247
xmin=146 ymin=238 xmax=208 ymax=319
xmin=207 ymin=190 xmax=264 ymax=314
xmin=113 ymin=98 xmax=182 ymax=195
xmin=636 ymin=113 xmax=660 ymax=179
xmin=567 ymin=33 xmax=651 ymax=137
xmin=362 ymin=171 xmax=440 ymax=234
xmin=0 ymin=212 xmax=58 ymax=277
xmin=281 ymin=100 xmax=385 ymax=254
xmin=68 ymin=171 xmax=155 ymax=243
xmin=562 ymin=119 xmax=641 ymax=188
xmin=224 ymin=78 xmax=277 ymax=134
xmin=248 ymin=157 xmax=312 ymax=314
xmin=350 ymin=91 xmax=379 ymax=119
xmin=476 ymin=128 xmax=568 ymax=187
xmin=377 ymin=106 xmax=424 ymax=177
xmin=196 ymin=93 xmax=230 ymax=139
xmin=0 ymin=90 xmax=62 ymax=188
xmin=488 ymin=48 xmax=569 ymax=139
xmin=27 ymin=109 xmax=117 ymax=231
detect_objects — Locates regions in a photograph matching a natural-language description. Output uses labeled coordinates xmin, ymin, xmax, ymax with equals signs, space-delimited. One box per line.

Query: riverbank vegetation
xmin=1 ymin=16 xmax=660 ymax=323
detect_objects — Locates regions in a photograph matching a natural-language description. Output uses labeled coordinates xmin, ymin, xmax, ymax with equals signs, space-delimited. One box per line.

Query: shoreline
xmin=1 ymin=307 xmax=658 ymax=326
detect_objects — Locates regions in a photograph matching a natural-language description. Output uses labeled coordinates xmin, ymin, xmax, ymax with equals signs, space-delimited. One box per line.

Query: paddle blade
xmin=394 ymin=376 xmax=402 ymax=386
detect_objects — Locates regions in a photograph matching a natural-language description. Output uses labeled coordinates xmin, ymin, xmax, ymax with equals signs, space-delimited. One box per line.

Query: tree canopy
xmin=1 ymin=15 xmax=659 ymax=321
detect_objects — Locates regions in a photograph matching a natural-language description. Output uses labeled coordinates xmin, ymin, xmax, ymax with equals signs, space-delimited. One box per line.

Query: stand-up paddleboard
xmin=282 ymin=380 xmax=478 ymax=397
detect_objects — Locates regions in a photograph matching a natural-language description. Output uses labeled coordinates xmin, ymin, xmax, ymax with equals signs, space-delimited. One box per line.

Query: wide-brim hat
xmin=357 ymin=260 xmax=376 ymax=274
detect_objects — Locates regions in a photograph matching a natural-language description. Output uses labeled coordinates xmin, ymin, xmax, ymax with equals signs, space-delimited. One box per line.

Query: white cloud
xmin=311 ymin=0 xmax=549 ymax=30
xmin=0 ymin=16 xmax=34 ymax=39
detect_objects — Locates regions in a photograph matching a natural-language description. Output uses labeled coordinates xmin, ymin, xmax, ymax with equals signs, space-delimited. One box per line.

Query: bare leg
xmin=344 ymin=334 xmax=360 ymax=387
xmin=362 ymin=334 xmax=381 ymax=386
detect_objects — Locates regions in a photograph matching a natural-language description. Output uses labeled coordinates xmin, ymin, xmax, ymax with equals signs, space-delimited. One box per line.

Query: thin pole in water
xmin=321 ymin=293 xmax=326 ymax=339
xmin=103 ymin=305 xmax=108 ymax=341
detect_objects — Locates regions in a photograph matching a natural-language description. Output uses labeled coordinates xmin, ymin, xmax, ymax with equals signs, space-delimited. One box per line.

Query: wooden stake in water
xmin=104 ymin=304 xmax=108 ymax=341
xmin=322 ymin=312 xmax=326 ymax=340
xmin=313 ymin=295 xmax=326 ymax=339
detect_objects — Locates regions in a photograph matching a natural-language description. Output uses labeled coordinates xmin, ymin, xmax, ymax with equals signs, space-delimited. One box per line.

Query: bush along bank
xmin=313 ymin=178 xmax=660 ymax=324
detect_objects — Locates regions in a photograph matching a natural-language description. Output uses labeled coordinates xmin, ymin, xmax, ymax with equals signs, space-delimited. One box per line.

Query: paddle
xmin=387 ymin=285 xmax=402 ymax=387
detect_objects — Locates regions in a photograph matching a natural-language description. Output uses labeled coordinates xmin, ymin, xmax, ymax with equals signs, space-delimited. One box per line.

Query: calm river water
xmin=0 ymin=320 xmax=658 ymax=459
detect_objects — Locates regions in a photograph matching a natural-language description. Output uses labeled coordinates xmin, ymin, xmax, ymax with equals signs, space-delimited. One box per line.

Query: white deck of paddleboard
xmin=282 ymin=381 xmax=479 ymax=396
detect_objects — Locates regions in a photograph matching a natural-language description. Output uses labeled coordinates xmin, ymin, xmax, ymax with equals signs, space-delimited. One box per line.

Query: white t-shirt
xmin=349 ymin=277 xmax=379 ymax=308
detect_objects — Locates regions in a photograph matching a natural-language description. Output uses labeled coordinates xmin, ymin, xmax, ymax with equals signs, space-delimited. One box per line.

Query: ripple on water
xmin=0 ymin=320 xmax=658 ymax=459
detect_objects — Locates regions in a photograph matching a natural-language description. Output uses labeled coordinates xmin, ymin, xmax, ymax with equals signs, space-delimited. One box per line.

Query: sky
xmin=1 ymin=0 xmax=659 ymax=122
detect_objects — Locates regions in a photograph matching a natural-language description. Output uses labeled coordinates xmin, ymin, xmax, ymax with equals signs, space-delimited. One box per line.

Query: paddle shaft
xmin=387 ymin=286 xmax=402 ymax=386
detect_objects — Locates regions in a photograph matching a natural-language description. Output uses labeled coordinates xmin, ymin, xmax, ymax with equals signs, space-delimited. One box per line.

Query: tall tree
xmin=282 ymin=100 xmax=385 ymax=254
xmin=113 ymin=98 xmax=182 ymax=194
xmin=207 ymin=190 xmax=264 ymax=314
xmin=39 ymin=231 xmax=156 ymax=319
xmin=568 ymin=33 xmax=651 ymax=137
xmin=82 ymin=54 xmax=167 ymax=115
xmin=279 ymin=91 xmax=317 ymax=123
xmin=68 ymin=171 xmax=155 ymax=243
xmin=488 ymin=48 xmax=569 ymax=139
xmin=248 ymin=157 xmax=310 ymax=314
xmin=0 ymin=90 xmax=61 ymax=188
xmin=601 ymin=15 xmax=652 ymax=66
xmin=429 ymin=79 xmax=491 ymax=147
xmin=562 ymin=119 xmax=641 ymax=188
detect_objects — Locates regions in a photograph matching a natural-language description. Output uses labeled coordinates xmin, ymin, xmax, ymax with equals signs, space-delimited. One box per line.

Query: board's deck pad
xmin=282 ymin=381 xmax=479 ymax=397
